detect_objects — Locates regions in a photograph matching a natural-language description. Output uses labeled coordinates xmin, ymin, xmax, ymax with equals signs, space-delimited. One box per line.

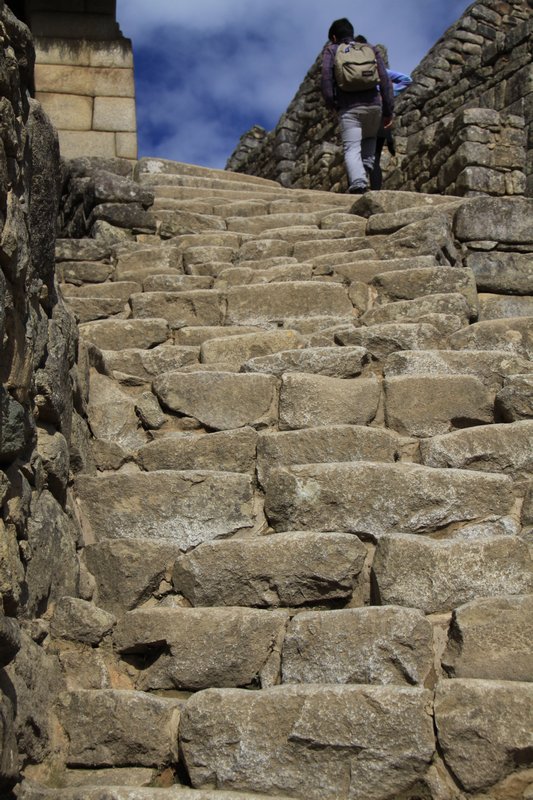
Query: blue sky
xmin=116 ymin=0 xmax=473 ymax=169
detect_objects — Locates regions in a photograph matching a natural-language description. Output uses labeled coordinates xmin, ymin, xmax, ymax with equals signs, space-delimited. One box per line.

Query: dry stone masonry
xmin=226 ymin=0 xmax=533 ymax=197
xmin=0 ymin=2 xmax=532 ymax=800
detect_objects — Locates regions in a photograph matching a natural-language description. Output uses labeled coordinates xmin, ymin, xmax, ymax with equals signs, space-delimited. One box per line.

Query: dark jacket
xmin=321 ymin=39 xmax=394 ymax=119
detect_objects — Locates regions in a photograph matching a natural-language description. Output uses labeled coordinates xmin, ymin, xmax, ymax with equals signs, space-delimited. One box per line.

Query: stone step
xmin=449 ymin=316 xmax=533 ymax=359
xmin=79 ymin=318 xmax=171 ymax=350
xmin=371 ymin=266 xmax=478 ymax=316
xmin=360 ymin=292 xmax=473 ymax=327
xmin=225 ymin=282 xmax=354 ymax=325
xmin=213 ymin=262 xmax=313 ymax=288
xmin=278 ymin=373 xmax=381 ymax=430
xmin=241 ymin=345 xmax=368 ymax=377
xmin=20 ymin=784 xmax=296 ymax=799
xmin=372 ymin=534 xmax=532 ymax=614
xmin=224 ymin=211 xmax=343 ymax=234
xmin=179 ymin=685 xmax=436 ymax=800
xmin=477 ymin=292 xmax=533 ymax=320
xmin=263 ymin=462 xmax=515 ymax=537
xmin=130 ymin=290 xmax=225 ymax=330
xmin=75 ymin=470 xmax=256 ymax=550
xmin=100 ymin=344 xmax=199 ymax=382
xmin=137 ymin=427 xmax=258 ymax=474
xmin=332 ymin=254 xmax=438 ymax=283
xmin=172 ymin=531 xmax=368 ymax=609
xmin=335 ymin=322 xmax=443 ymax=362
xmin=135 ymin=157 xmax=283 ymax=187
xmin=113 ymin=606 xmax=289 ymax=691
xmin=56 ymin=689 xmax=182 ymax=768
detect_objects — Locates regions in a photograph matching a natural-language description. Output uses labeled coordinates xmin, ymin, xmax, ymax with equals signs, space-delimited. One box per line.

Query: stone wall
xmin=226 ymin=0 xmax=533 ymax=197
xmin=8 ymin=0 xmax=138 ymax=160
xmin=0 ymin=2 xmax=86 ymax=790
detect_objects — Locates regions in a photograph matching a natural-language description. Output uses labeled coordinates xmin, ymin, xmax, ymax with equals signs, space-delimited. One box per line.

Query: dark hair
xmin=354 ymin=35 xmax=367 ymax=44
xmin=328 ymin=18 xmax=354 ymax=42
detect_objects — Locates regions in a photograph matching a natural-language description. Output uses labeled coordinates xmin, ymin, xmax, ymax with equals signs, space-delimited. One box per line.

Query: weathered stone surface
xmin=466 ymin=251 xmax=532 ymax=294
xmin=93 ymin=170 xmax=154 ymax=208
xmin=366 ymin=203 xmax=462 ymax=235
xmin=87 ymin=371 xmax=146 ymax=452
xmin=384 ymin=349 xmax=531 ymax=391
xmin=56 ymin=690 xmax=181 ymax=767
xmin=91 ymin=203 xmax=156 ymax=233
xmin=0 ymin=388 xmax=29 ymax=463
xmin=435 ymin=679 xmax=533 ymax=793
xmin=420 ymin=420 xmax=533 ymax=478
xmin=442 ymin=595 xmax=533 ymax=681
xmin=50 ymin=597 xmax=116 ymax=645
xmin=336 ymin=322 xmax=442 ymax=360
xmin=384 ymin=374 xmax=494 ymax=437
xmin=114 ymin=246 xmax=183 ymax=282
xmin=137 ymin=428 xmax=257 ymax=473
xmin=58 ymin=647 xmax=111 ymax=691
xmin=18 ymin=786 xmax=295 ymax=799
xmin=101 ymin=344 xmax=198 ymax=381
xmin=79 ymin=318 xmax=170 ymax=351
xmin=180 ymin=685 xmax=435 ymax=800
xmin=175 ymin=325 xmax=260 ymax=346
xmin=25 ymin=491 xmax=80 ymax=618
xmin=264 ymin=463 xmax=513 ymax=537
xmin=257 ymin=425 xmax=401 ymax=484
xmin=200 ymin=329 xmax=304 ymax=369
xmin=0 ymin=693 xmax=17 ymax=791
xmin=6 ymin=633 xmax=65 ymax=764
xmin=372 ymin=266 xmax=478 ymax=316
xmin=0 ymin=615 xmax=20 ymax=667
xmin=361 ymin=292 xmax=471 ymax=327
xmin=130 ymin=290 xmax=224 ymax=329
xmin=282 ymin=606 xmax=433 ymax=686
xmin=57 ymin=260 xmax=114 ymax=284
xmin=478 ymin=293 xmax=533 ymax=321
xmin=454 ymin=197 xmax=533 ymax=243
xmin=351 ymin=191 xmax=459 ymax=218
xmin=242 ymin=345 xmax=368 ymax=377
xmin=75 ymin=471 xmax=255 ymax=549
xmin=83 ymin=539 xmax=183 ymax=616
xmin=496 ymin=374 xmax=533 ymax=421
xmin=279 ymin=374 xmax=381 ymax=430
xmin=114 ymin=607 xmax=288 ymax=690
xmin=153 ymin=371 xmax=279 ymax=430
xmin=373 ymin=534 xmax=533 ymax=614
xmin=143 ymin=274 xmax=212 ymax=292
xmin=449 ymin=317 xmax=533 ymax=359
xmin=173 ymin=531 xmax=367 ymax=608
xmin=226 ymin=282 xmax=353 ymax=324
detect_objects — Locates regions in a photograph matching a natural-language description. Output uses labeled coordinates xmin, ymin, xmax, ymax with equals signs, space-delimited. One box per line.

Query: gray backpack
xmin=334 ymin=42 xmax=379 ymax=92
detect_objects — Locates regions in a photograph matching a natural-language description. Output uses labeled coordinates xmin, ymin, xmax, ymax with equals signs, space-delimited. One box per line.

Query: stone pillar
xmin=20 ymin=0 xmax=138 ymax=160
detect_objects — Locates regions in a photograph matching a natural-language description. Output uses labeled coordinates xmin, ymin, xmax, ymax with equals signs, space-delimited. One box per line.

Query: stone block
xmin=281 ymin=606 xmax=433 ymax=685
xmin=35 ymin=64 xmax=134 ymax=98
xmin=466 ymin=251 xmax=532 ymax=294
xmin=454 ymin=197 xmax=533 ymax=243
xmin=180 ymin=685 xmax=435 ymax=800
xmin=333 ymin=255 xmax=437 ymax=284
xmin=200 ymin=330 xmax=304 ymax=370
xmin=478 ymin=293 xmax=533 ymax=320
xmin=361 ymin=292 xmax=471 ymax=327
xmin=264 ymin=462 xmax=514 ymax=537
xmin=226 ymin=282 xmax=353 ymax=325
xmin=101 ymin=345 xmax=198 ymax=381
xmin=153 ymin=371 xmax=279 ymax=431
xmin=74 ymin=470 xmax=255 ymax=550
xmin=449 ymin=317 xmax=533 ymax=359
xmin=93 ymin=97 xmax=136 ymax=132
xmin=384 ymin=374 xmax=494 ymax=437
xmin=336 ymin=322 xmax=442 ymax=361
xmin=496 ymin=374 xmax=533 ymax=421
xmin=83 ymin=539 xmax=183 ymax=616
xmin=257 ymin=425 xmax=401 ymax=484
xmin=130 ymin=290 xmax=224 ymax=329
xmin=383 ymin=349 xmax=531 ymax=391
xmin=279 ymin=374 xmax=381 ymax=429
xmin=442 ymin=595 xmax=533 ymax=681
xmin=242 ymin=345 xmax=368 ymax=378
xmin=58 ymin=130 xmax=116 ymax=159
xmin=173 ymin=531 xmax=368 ymax=608
xmin=114 ymin=246 xmax=183 ymax=281
xmin=35 ymin=92 xmax=93 ymax=130
xmin=50 ymin=597 xmax=116 ymax=645
xmin=115 ymin=132 xmax=137 ymax=159
xmin=372 ymin=534 xmax=533 ymax=614
xmin=79 ymin=318 xmax=170 ymax=350
xmin=114 ymin=607 xmax=288 ymax=690
xmin=137 ymin=427 xmax=258 ymax=473
xmin=56 ymin=690 xmax=181 ymax=767
xmin=372 ymin=266 xmax=478 ymax=317
xmin=420 ymin=420 xmax=533 ymax=478
xmin=435 ymin=679 xmax=533 ymax=793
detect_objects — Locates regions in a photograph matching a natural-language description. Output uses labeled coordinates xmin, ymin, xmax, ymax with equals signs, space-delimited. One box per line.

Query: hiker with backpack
xmin=321 ymin=18 xmax=394 ymax=195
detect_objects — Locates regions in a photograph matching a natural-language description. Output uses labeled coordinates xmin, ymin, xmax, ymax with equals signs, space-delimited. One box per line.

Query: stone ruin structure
xmin=226 ymin=0 xmax=533 ymax=198
xmin=0 ymin=0 xmax=532 ymax=798
xmin=5 ymin=0 xmax=137 ymax=160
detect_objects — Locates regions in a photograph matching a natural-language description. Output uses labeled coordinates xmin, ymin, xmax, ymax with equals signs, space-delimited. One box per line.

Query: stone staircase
xmin=20 ymin=160 xmax=533 ymax=800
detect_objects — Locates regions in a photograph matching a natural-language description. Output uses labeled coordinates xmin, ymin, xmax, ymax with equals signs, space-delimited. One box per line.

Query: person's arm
xmin=375 ymin=49 xmax=394 ymax=125
xmin=387 ymin=69 xmax=413 ymax=96
xmin=321 ymin=43 xmax=337 ymax=110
